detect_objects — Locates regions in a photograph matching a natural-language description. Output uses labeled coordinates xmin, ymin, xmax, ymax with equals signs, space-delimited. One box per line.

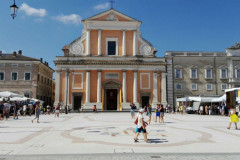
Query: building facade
xmin=0 ymin=50 xmax=54 ymax=105
xmin=54 ymin=9 xmax=167 ymax=111
xmin=165 ymin=43 xmax=240 ymax=107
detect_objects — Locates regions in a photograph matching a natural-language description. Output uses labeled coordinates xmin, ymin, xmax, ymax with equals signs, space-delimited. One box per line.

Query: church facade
xmin=54 ymin=9 xmax=167 ymax=111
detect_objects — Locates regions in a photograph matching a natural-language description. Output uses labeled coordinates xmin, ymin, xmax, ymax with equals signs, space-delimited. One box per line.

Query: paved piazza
xmin=0 ymin=112 xmax=240 ymax=159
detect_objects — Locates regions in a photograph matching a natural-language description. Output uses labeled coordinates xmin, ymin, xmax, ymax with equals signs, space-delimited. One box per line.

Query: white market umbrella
xmin=10 ymin=97 xmax=29 ymax=101
xmin=30 ymin=98 xmax=44 ymax=105
xmin=0 ymin=91 xmax=24 ymax=98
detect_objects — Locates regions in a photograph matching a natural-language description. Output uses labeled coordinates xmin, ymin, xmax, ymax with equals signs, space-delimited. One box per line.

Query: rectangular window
xmin=37 ymin=74 xmax=40 ymax=81
xmin=0 ymin=72 xmax=4 ymax=80
xmin=206 ymin=84 xmax=212 ymax=90
xmin=175 ymin=69 xmax=182 ymax=78
xmin=11 ymin=64 xmax=18 ymax=67
xmin=205 ymin=69 xmax=212 ymax=79
xmin=25 ymin=73 xmax=31 ymax=81
xmin=176 ymin=83 xmax=182 ymax=90
xmin=12 ymin=72 xmax=18 ymax=81
xmin=191 ymin=69 xmax=197 ymax=79
xmin=221 ymin=84 xmax=227 ymax=90
xmin=105 ymin=73 xmax=119 ymax=79
xmin=236 ymin=69 xmax=240 ymax=78
xmin=221 ymin=69 xmax=227 ymax=79
xmin=106 ymin=38 xmax=118 ymax=55
xmin=191 ymin=84 xmax=197 ymax=90
xmin=108 ymin=41 xmax=116 ymax=55
xmin=0 ymin=64 xmax=5 ymax=67
xmin=25 ymin=64 xmax=31 ymax=67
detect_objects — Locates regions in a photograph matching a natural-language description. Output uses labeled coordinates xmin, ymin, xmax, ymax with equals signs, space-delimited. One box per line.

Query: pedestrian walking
xmin=0 ymin=102 xmax=4 ymax=120
xmin=23 ymin=103 xmax=27 ymax=117
xmin=155 ymin=104 xmax=160 ymax=123
xmin=134 ymin=109 xmax=149 ymax=143
xmin=55 ymin=103 xmax=60 ymax=118
xmin=227 ymin=107 xmax=239 ymax=130
xmin=146 ymin=105 xmax=152 ymax=124
xmin=31 ymin=102 xmax=41 ymax=123
xmin=160 ymin=104 xmax=164 ymax=123
xmin=45 ymin=105 xmax=51 ymax=115
xmin=199 ymin=106 xmax=203 ymax=115
xmin=130 ymin=102 xmax=136 ymax=119
xmin=13 ymin=101 xmax=19 ymax=120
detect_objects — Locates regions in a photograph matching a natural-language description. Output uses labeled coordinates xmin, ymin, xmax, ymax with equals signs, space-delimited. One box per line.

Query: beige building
xmin=165 ymin=43 xmax=240 ymax=107
xmin=0 ymin=50 xmax=54 ymax=105
xmin=54 ymin=9 xmax=167 ymax=111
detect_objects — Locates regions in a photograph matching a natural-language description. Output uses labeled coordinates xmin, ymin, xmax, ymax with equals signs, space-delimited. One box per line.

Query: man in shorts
xmin=134 ymin=109 xmax=149 ymax=143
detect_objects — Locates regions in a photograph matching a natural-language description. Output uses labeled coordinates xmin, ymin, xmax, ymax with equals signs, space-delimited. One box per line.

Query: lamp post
xmin=10 ymin=0 xmax=18 ymax=19
xmin=65 ymin=68 xmax=70 ymax=114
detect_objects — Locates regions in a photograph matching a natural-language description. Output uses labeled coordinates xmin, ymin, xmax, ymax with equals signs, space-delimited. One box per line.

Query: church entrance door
xmin=106 ymin=89 xmax=117 ymax=110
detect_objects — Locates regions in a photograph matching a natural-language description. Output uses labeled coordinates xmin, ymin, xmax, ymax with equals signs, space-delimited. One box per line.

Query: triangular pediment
xmin=82 ymin=9 xmax=141 ymax=22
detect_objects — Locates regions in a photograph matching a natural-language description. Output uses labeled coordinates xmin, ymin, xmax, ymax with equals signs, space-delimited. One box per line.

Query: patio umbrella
xmin=0 ymin=91 xmax=24 ymax=98
xmin=10 ymin=97 xmax=29 ymax=101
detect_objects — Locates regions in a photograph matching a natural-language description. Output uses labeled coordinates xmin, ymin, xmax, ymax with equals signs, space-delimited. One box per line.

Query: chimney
xmin=40 ymin=58 xmax=43 ymax=62
xmin=13 ymin=51 xmax=17 ymax=56
xmin=18 ymin=50 xmax=22 ymax=55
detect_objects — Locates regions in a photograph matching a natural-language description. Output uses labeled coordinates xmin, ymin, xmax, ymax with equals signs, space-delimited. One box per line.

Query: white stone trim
xmin=72 ymin=72 xmax=83 ymax=89
xmin=105 ymin=73 xmax=119 ymax=79
xmin=220 ymin=68 xmax=228 ymax=79
xmin=133 ymin=71 xmax=138 ymax=103
xmin=122 ymin=71 xmax=126 ymax=103
xmin=133 ymin=30 xmax=137 ymax=56
xmin=206 ymin=84 xmax=213 ymax=91
xmin=24 ymin=72 xmax=31 ymax=81
xmin=190 ymin=68 xmax=198 ymax=79
xmin=106 ymin=38 xmax=118 ymax=56
xmin=191 ymin=83 xmax=198 ymax=91
xmin=161 ymin=73 xmax=167 ymax=104
xmin=221 ymin=83 xmax=227 ymax=90
xmin=140 ymin=73 xmax=150 ymax=89
xmin=152 ymin=72 xmax=158 ymax=102
xmin=98 ymin=30 xmax=102 ymax=56
xmin=54 ymin=71 xmax=61 ymax=105
xmin=86 ymin=71 xmax=90 ymax=103
xmin=122 ymin=30 xmax=126 ymax=56
xmin=205 ymin=69 xmax=213 ymax=79
xmin=97 ymin=71 xmax=101 ymax=103
xmin=86 ymin=30 xmax=90 ymax=56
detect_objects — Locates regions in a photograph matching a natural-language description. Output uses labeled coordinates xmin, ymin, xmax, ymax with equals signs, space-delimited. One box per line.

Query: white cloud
xmin=53 ymin=14 xmax=82 ymax=25
xmin=19 ymin=3 xmax=47 ymax=17
xmin=94 ymin=2 xmax=110 ymax=10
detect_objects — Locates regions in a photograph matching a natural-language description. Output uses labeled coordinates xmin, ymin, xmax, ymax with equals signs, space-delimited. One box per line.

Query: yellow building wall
xmin=60 ymin=70 xmax=65 ymax=103
xmin=126 ymin=31 xmax=133 ymax=56
xmin=90 ymin=30 xmax=98 ymax=55
xmin=126 ymin=70 xmax=133 ymax=103
xmin=90 ymin=70 xmax=98 ymax=102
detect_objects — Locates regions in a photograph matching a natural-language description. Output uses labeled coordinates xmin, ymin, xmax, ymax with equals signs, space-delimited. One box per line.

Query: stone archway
xmin=103 ymin=80 xmax=121 ymax=110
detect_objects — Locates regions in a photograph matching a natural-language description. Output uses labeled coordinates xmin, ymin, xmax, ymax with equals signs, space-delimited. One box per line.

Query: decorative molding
xmin=140 ymin=44 xmax=152 ymax=55
xmin=69 ymin=34 xmax=86 ymax=55
xmin=140 ymin=73 xmax=150 ymax=89
xmin=106 ymin=38 xmax=118 ymax=56
xmin=204 ymin=64 xmax=213 ymax=69
xmin=72 ymin=72 xmax=83 ymax=89
xmin=106 ymin=12 xmax=119 ymax=21
xmin=174 ymin=65 xmax=183 ymax=68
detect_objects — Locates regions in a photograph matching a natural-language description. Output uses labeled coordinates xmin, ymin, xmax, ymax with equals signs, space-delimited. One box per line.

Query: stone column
xmin=97 ymin=70 xmax=101 ymax=103
xmin=86 ymin=30 xmax=91 ymax=56
xmin=54 ymin=70 xmax=61 ymax=105
xmin=86 ymin=71 xmax=90 ymax=103
xmin=122 ymin=70 xmax=127 ymax=103
xmin=98 ymin=30 xmax=102 ymax=56
xmin=64 ymin=69 xmax=70 ymax=106
xmin=161 ymin=72 xmax=167 ymax=105
xmin=133 ymin=30 xmax=137 ymax=56
xmin=133 ymin=70 xmax=138 ymax=103
xmin=122 ymin=30 xmax=126 ymax=56
xmin=153 ymin=72 xmax=158 ymax=102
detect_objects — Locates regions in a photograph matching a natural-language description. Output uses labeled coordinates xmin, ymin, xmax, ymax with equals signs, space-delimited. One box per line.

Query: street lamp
xmin=65 ymin=68 xmax=70 ymax=114
xmin=10 ymin=0 xmax=18 ymax=19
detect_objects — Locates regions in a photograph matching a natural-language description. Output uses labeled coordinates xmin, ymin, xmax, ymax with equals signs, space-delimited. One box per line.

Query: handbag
xmin=134 ymin=117 xmax=138 ymax=125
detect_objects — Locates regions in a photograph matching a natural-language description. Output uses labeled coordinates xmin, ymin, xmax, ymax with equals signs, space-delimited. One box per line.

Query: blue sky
xmin=0 ymin=0 xmax=240 ymax=73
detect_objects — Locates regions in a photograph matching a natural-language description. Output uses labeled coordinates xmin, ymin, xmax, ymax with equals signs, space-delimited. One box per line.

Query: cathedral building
xmin=54 ymin=9 xmax=167 ymax=111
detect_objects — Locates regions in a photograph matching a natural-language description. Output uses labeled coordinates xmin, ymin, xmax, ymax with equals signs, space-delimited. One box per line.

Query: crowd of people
xmin=0 ymin=100 xmax=62 ymax=122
